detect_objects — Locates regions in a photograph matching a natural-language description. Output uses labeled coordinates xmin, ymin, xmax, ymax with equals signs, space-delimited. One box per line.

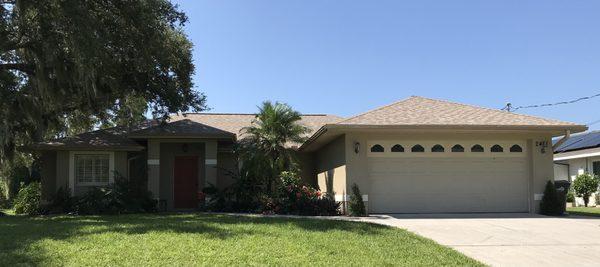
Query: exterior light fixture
xmin=354 ymin=142 xmax=360 ymax=154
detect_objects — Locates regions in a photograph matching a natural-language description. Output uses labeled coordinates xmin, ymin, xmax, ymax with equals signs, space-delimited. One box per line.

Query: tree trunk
xmin=584 ymin=195 xmax=590 ymax=207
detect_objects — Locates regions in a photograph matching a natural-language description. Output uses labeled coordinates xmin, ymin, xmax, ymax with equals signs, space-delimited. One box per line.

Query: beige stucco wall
xmin=337 ymin=131 xmax=555 ymax=213
xmin=314 ymin=135 xmax=347 ymax=197
xmin=217 ymin=151 xmax=237 ymax=189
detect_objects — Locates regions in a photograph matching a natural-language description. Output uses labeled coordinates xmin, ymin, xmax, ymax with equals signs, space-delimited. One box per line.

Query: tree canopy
xmin=0 ymin=0 xmax=206 ymax=160
xmin=238 ymin=101 xmax=310 ymax=194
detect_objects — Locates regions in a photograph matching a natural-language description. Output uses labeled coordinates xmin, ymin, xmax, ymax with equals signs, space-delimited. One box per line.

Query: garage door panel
xmin=368 ymin=157 xmax=529 ymax=213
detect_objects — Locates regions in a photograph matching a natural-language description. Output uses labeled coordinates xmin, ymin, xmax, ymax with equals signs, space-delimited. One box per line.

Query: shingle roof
xmin=336 ymin=96 xmax=583 ymax=128
xmin=553 ymin=131 xmax=600 ymax=153
xmin=29 ymin=127 xmax=146 ymax=151
xmin=31 ymin=113 xmax=343 ymax=150
xmin=128 ymin=119 xmax=236 ymax=138
xmin=169 ymin=113 xmax=344 ymax=138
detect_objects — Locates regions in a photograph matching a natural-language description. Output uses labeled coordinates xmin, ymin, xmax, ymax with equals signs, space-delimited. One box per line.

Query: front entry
xmin=173 ymin=156 xmax=198 ymax=209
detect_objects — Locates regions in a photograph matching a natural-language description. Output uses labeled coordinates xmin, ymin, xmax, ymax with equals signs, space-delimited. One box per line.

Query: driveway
xmin=360 ymin=213 xmax=600 ymax=266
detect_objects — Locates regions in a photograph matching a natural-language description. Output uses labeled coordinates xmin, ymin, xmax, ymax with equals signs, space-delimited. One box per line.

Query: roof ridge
xmin=181 ymin=112 xmax=337 ymax=117
xmin=336 ymin=96 xmax=414 ymax=124
xmin=408 ymin=96 xmax=577 ymax=125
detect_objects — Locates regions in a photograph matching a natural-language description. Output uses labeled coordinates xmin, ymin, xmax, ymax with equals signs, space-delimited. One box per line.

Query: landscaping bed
xmin=0 ymin=213 xmax=482 ymax=266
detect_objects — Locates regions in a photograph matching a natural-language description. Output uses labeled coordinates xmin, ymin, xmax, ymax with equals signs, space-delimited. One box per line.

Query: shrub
xmin=72 ymin=173 xmax=156 ymax=215
xmin=13 ymin=182 xmax=42 ymax=215
xmin=566 ymin=189 xmax=575 ymax=203
xmin=348 ymin=183 xmax=366 ymax=217
xmin=0 ymin=181 xmax=10 ymax=209
xmin=48 ymin=187 xmax=74 ymax=213
xmin=540 ymin=181 xmax=563 ymax=215
xmin=573 ymin=173 xmax=599 ymax=207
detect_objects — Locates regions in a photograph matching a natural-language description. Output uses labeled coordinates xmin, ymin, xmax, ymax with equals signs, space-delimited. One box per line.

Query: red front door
xmin=173 ymin=156 xmax=198 ymax=209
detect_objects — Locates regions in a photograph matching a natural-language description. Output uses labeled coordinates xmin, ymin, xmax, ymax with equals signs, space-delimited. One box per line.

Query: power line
xmin=502 ymin=92 xmax=600 ymax=112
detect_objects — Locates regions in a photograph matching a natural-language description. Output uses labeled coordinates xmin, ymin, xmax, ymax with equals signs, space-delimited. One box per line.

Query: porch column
xmin=147 ymin=139 xmax=160 ymax=198
xmin=205 ymin=141 xmax=218 ymax=187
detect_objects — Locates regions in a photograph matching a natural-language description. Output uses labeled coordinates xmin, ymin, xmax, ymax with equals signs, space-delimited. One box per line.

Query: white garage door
xmin=368 ymin=142 xmax=529 ymax=214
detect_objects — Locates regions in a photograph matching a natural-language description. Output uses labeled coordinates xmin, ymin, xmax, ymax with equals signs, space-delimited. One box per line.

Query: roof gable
xmin=337 ymin=96 xmax=581 ymax=128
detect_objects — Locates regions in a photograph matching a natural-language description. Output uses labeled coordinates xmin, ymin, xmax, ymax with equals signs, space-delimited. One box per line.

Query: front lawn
xmin=0 ymin=213 xmax=481 ymax=266
xmin=567 ymin=206 xmax=600 ymax=217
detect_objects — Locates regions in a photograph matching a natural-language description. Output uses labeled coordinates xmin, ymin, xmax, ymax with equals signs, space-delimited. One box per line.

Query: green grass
xmin=567 ymin=206 xmax=600 ymax=217
xmin=0 ymin=213 xmax=481 ymax=266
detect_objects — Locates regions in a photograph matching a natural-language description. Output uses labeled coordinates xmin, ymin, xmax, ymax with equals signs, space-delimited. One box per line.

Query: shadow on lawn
xmin=0 ymin=213 xmax=389 ymax=265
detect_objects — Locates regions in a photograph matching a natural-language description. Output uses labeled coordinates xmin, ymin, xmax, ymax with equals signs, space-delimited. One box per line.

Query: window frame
xmin=509 ymin=144 xmax=523 ymax=153
xmin=431 ymin=144 xmax=445 ymax=153
xmin=451 ymin=144 xmax=465 ymax=152
xmin=69 ymin=151 xmax=115 ymax=195
xmin=370 ymin=144 xmax=385 ymax=153
xmin=391 ymin=144 xmax=405 ymax=152
xmin=490 ymin=144 xmax=504 ymax=153
xmin=411 ymin=144 xmax=425 ymax=153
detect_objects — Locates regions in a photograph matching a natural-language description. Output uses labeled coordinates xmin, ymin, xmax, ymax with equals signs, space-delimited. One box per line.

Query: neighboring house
xmin=553 ymin=131 xmax=600 ymax=206
xmin=31 ymin=96 xmax=586 ymax=213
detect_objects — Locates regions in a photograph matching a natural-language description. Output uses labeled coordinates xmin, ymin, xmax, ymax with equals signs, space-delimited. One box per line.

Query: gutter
xmin=552 ymin=130 xmax=571 ymax=151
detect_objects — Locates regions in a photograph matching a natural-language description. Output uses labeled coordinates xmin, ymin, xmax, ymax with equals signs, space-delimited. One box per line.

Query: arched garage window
xmin=391 ymin=144 xmax=404 ymax=152
xmin=370 ymin=144 xmax=384 ymax=153
xmin=510 ymin=144 xmax=523 ymax=152
xmin=471 ymin=144 xmax=484 ymax=152
xmin=491 ymin=145 xmax=504 ymax=153
xmin=451 ymin=144 xmax=464 ymax=152
xmin=411 ymin=144 xmax=425 ymax=152
xmin=431 ymin=144 xmax=445 ymax=152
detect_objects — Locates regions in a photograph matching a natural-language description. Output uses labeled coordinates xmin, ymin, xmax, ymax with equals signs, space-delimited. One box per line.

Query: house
xmin=553 ymin=131 xmax=600 ymax=206
xmin=31 ymin=96 xmax=586 ymax=213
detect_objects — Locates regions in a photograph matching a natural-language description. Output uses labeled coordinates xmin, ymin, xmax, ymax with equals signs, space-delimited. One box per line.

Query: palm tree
xmin=239 ymin=101 xmax=310 ymax=194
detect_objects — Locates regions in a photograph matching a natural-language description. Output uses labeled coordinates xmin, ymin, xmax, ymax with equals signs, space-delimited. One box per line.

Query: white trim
xmin=334 ymin=194 xmax=368 ymax=201
xmin=147 ymin=159 xmax=160 ymax=165
xmin=205 ymin=159 xmax=217 ymax=165
xmin=69 ymin=151 xmax=115 ymax=196
xmin=554 ymin=147 xmax=600 ymax=161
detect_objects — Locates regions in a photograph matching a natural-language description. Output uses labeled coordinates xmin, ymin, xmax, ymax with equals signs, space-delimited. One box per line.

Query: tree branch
xmin=0 ymin=63 xmax=35 ymax=74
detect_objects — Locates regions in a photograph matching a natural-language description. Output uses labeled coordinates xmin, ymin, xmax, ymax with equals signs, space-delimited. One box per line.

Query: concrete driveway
xmin=361 ymin=213 xmax=600 ymax=266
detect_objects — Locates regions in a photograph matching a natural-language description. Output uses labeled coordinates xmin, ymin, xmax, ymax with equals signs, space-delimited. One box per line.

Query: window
xmin=75 ymin=154 xmax=110 ymax=184
xmin=491 ymin=145 xmax=504 ymax=153
xmin=594 ymin=162 xmax=600 ymax=176
xmin=510 ymin=145 xmax=523 ymax=153
xmin=451 ymin=144 xmax=464 ymax=152
xmin=370 ymin=144 xmax=384 ymax=153
xmin=411 ymin=144 xmax=425 ymax=152
xmin=431 ymin=144 xmax=445 ymax=152
xmin=391 ymin=144 xmax=404 ymax=152
xmin=471 ymin=144 xmax=484 ymax=152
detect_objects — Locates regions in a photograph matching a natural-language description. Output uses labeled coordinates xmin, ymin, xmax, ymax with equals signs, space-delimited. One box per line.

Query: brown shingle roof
xmin=128 ymin=119 xmax=235 ymax=138
xmin=336 ymin=96 xmax=583 ymax=128
xmin=169 ymin=113 xmax=344 ymax=138
xmin=29 ymin=127 xmax=145 ymax=151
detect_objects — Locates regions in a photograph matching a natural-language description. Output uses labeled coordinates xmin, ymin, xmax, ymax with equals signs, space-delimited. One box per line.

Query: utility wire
xmin=501 ymin=92 xmax=600 ymax=112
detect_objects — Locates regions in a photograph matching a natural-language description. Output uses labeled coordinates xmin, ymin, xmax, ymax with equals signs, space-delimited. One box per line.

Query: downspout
xmin=552 ymin=130 xmax=571 ymax=151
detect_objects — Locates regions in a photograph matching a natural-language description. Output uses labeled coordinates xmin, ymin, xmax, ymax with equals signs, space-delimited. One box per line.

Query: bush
xmin=348 ymin=183 xmax=366 ymax=216
xmin=70 ymin=173 xmax=157 ymax=215
xmin=48 ymin=187 xmax=74 ymax=213
xmin=540 ymin=181 xmax=563 ymax=216
xmin=0 ymin=181 xmax=10 ymax=209
xmin=573 ymin=173 xmax=599 ymax=207
xmin=13 ymin=182 xmax=42 ymax=215
xmin=566 ymin=189 xmax=575 ymax=203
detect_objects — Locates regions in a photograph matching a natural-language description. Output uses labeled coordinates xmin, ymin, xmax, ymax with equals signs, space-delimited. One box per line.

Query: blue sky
xmin=172 ymin=0 xmax=600 ymax=130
